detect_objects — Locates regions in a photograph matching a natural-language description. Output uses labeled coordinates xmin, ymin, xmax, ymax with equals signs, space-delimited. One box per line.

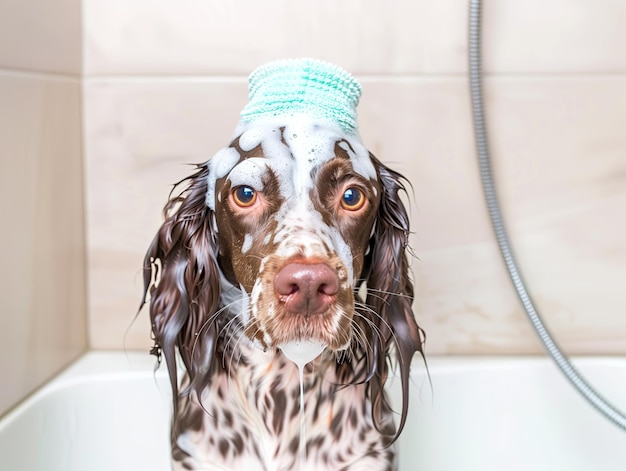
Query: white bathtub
xmin=0 ymin=352 xmax=625 ymax=471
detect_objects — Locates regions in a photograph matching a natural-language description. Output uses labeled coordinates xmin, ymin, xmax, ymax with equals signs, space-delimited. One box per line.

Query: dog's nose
xmin=275 ymin=263 xmax=339 ymax=315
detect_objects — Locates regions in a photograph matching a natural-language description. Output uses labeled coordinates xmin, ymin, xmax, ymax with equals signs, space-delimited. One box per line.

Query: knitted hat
xmin=240 ymin=58 xmax=362 ymax=135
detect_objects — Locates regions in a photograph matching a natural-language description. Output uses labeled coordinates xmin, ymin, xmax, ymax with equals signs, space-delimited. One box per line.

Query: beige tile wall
xmin=83 ymin=0 xmax=626 ymax=354
xmin=0 ymin=0 xmax=86 ymax=416
xmin=0 ymin=0 xmax=82 ymax=74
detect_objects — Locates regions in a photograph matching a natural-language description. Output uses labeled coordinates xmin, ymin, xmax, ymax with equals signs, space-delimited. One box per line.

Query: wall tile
xmin=486 ymin=76 xmax=626 ymax=353
xmin=0 ymin=74 xmax=87 ymax=415
xmin=483 ymin=1 xmax=626 ymax=74
xmin=83 ymin=0 xmax=626 ymax=77
xmin=84 ymin=0 xmax=425 ymax=76
xmin=85 ymin=0 xmax=421 ymax=75
xmin=0 ymin=0 xmax=82 ymax=74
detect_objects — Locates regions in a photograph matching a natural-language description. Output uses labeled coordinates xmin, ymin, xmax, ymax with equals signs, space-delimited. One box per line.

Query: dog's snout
xmin=275 ymin=263 xmax=339 ymax=315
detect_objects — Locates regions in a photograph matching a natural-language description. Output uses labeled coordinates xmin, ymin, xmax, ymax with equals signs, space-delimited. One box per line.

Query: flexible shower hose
xmin=468 ymin=0 xmax=626 ymax=431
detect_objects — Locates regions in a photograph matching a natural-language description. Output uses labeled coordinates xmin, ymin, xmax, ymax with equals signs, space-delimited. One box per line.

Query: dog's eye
xmin=232 ymin=186 xmax=257 ymax=208
xmin=340 ymin=187 xmax=366 ymax=211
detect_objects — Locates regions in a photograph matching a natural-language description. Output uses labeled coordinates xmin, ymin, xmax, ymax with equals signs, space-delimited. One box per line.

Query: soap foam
xmin=279 ymin=340 xmax=326 ymax=370
xmin=206 ymin=147 xmax=241 ymax=210
xmin=207 ymin=115 xmax=376 ymax=218
xmin=279 ymin=340 xmax=326 ymax=471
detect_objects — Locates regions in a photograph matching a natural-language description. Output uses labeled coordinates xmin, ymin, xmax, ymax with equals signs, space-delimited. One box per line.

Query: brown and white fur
xmin=141 ymin=116 xmax=424 ymax=470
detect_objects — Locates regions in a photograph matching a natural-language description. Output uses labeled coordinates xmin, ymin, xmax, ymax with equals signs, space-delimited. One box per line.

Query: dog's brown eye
xmin=232 ymin=186 xmax=257 ymax=208
xmin=340 ymin=187 xmax=365 ymax=211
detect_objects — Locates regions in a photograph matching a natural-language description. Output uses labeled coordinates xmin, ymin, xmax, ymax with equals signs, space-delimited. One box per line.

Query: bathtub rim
xmin=2 ymin=349 xmax=625 ymax=427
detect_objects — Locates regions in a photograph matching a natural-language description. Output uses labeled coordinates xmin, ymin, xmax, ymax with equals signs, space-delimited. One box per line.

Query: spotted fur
xmin=142 ymin=122 xmax=424 ymax=470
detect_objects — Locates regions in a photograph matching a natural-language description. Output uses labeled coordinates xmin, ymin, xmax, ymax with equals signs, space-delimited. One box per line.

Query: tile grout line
xmin=4 ymin=68 xmax=625 ymax=84
xmin=0 ymin=68 xmax=81 ymax=82
xmin=0 ymin=67 xmax=626 ymax=83
xmin=82 ymin=71 xmax=626 ymax=84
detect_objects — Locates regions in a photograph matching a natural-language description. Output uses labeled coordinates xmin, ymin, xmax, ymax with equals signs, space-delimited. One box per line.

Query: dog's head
xmin=141 ymin=59 xmax=424 ymax=441
xmin=214 ymin=124 xmax=381 ymax=352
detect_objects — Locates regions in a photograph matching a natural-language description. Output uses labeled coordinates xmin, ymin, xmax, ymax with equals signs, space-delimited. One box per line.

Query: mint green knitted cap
xmin=240 ymin=58 xmax=362 ymax=134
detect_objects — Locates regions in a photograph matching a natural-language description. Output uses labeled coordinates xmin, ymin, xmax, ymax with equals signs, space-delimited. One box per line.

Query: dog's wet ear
xmin=140 ymin=162 xmax=222 ymax=420
xmin=362 ymin=153 xmax=424 ymax=442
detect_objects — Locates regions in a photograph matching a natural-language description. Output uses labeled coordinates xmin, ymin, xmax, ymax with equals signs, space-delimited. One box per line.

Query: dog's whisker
xmin=220 ymin=314 xmax=248 ymax=368
xmin=351 ymin=317 xmax=375 ymax=354
xmin=354 ymin=302 xmax=403 ymax=367
xmin=351 ymin=312 xmax=383 ymax=356
xmin=225 ymin=319 xmax=250 ymax=371
xmin=190 ymin=300 xmax=241 ymax=360
xmin=355 ymin=303 xmax=398 ymax=344
xmin=363 ymin=286 xmax=414 ymax=301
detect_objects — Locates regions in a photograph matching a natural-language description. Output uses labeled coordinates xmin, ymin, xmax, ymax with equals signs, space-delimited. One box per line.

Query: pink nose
xmin=274 ymin=263 xmax=339 ymax=315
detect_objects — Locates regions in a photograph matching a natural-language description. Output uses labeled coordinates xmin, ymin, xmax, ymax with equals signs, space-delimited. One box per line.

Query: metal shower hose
xmin=468 ymin=0 xmax=626 ymax=431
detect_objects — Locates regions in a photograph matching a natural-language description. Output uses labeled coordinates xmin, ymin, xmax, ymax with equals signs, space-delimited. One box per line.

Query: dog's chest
xmin=172 ymin=354 xmax=394 ymax=471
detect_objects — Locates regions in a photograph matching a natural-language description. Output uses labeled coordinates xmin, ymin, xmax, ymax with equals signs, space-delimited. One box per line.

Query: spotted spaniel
xmin=141 ymin=59 xmax=424 ymax=471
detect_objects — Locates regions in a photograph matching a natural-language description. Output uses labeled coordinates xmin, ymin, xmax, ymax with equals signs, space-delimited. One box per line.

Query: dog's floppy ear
xmin=363 ymin=153 xmax=424 ymax=442
xmin=140 ymin=162 xmax=221 ymax=416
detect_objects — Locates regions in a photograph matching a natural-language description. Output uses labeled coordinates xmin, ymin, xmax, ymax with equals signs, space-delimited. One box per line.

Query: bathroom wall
xmin=0 ymin=0 xmax=87 ymax=415
xmin=83 ymin=0 xmax=626 ymax=355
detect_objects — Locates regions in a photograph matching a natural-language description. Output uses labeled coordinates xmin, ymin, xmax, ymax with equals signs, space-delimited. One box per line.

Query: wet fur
xmin=141 ymin=139 xmax=424 ymax=470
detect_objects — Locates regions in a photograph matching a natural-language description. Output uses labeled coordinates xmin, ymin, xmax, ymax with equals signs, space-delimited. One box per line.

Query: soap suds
xmin=279 ymin=340 xmax=326 ymax=471
xmin=206 ymin=147 xmax=241 ymax=210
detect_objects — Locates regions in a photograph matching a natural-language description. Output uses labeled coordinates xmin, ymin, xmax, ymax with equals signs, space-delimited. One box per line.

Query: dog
xmin=141 ymin=59 xmax=424 ymax=470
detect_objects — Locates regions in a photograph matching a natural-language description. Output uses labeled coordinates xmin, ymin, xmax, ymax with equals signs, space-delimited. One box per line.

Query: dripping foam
xmin=279 ymin=340 xmax=326 ymax=470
